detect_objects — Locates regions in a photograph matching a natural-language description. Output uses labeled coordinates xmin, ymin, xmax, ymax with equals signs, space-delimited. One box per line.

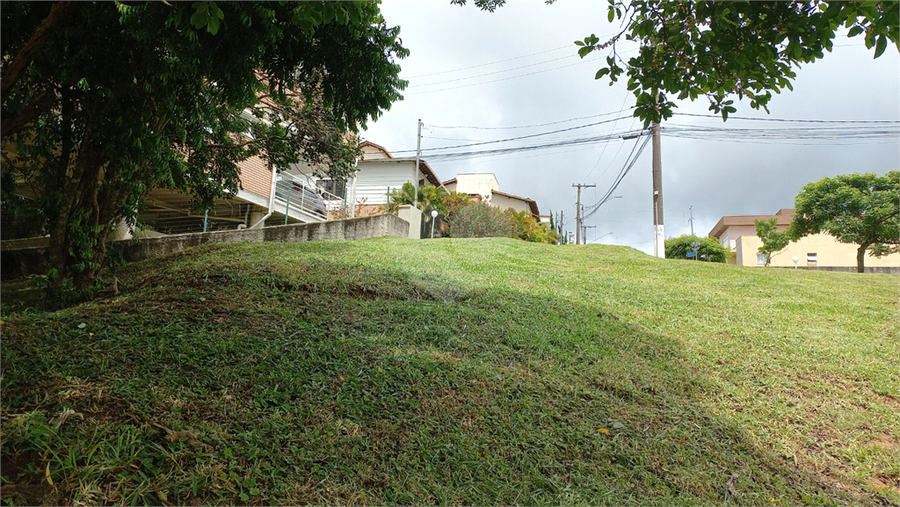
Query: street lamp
xmin=792 ymin=255 xmax=799 ymax=269
xmin=430 ymin=209 xmax=438 ymax=239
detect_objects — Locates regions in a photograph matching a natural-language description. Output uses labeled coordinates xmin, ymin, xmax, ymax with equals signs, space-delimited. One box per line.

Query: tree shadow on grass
xmin=0 ymin=253 xmax=887 ymax=505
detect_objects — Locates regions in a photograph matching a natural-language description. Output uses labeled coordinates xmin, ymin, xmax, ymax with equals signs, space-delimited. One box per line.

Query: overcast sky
xmin=362 ymin=0 xmax=900 ymax=253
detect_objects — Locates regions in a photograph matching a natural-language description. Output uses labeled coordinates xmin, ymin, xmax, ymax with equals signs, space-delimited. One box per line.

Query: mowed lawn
xmin=1 ymin=237 xmax=897 ymax=505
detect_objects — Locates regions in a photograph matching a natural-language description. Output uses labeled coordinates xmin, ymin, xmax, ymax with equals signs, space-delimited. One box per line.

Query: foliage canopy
xmin=1 ymin=1 xmax=409 ymax=287
xmin=664 ymin=234 xmax=730 ymax=263
xmin=575 ymin=1 xmax=899 ymax=126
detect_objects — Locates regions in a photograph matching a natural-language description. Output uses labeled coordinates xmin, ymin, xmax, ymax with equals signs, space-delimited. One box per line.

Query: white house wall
xmin=354 ymin=161 xmax=416 ymax=205
xmin=491 ymin=193 xmax=530 ymax=215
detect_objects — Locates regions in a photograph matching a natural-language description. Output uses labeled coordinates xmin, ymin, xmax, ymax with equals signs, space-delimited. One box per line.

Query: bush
xmin=506 ymin=209 xmax=559 ymax=244
xmin=665 ymin=235 xmax=730 ymax=263
xmin=446 ymin=202 xmax=514 ymax=238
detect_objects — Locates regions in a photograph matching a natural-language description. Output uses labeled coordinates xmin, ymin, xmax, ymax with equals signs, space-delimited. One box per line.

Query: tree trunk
xmin=856 ymin=244 xmax=869 ymax=273
xmin=46 ymin=88 xmax=77 ymax=278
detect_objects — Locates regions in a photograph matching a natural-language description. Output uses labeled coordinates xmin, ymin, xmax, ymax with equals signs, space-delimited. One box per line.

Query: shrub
xmin=446 ymin=202 xmax=514 ymax=238
xmin=665 ymin=235 xmax=730 ymax=263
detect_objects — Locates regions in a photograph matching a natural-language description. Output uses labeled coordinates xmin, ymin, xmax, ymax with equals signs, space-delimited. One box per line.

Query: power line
xmin=409 ymin=54 xmax=578 ymax=87
xmin=583 ymin=135 xmax=651 ymax=222
xmin=427 ymin=108 xmax=636 ymax=131
xmin=582 ymin=88 xmax=634 ymax=182
xmin=672 ymin=113 xmax=899 ymax=124
xmin=392 ymin=115 xmax=635 ymax=154
xmin=404 ymin=58 xmax=597 ymax=95
xmin=403 ymin=44 xmax=572 ymax=79
xmin=421 ymin=131 xmax=646 ymax=161
xmin=386 ymin=121 xmax=895 ymax=161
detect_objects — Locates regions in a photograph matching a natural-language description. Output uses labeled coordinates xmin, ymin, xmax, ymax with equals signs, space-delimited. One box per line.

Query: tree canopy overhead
xmin=575 ymin=0 xmax=899 ymax=126
xmin=788 ymin=171 xmax=900 ymax=273
xmin=1 ymin=1 xmax=409 ymax=287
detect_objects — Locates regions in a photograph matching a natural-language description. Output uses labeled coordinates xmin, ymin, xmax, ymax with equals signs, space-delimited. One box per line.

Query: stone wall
xmin=1 ymin=214 xmax=409 ymax=280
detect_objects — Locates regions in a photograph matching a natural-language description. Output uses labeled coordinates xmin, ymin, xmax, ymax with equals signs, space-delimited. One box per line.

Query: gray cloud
xmin=364 ymin=0 xmax=900 ymax=253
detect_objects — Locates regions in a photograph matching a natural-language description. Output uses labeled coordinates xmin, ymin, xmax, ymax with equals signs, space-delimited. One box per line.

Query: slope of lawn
xmin=1 ymin=237 xmax=897 ymax=506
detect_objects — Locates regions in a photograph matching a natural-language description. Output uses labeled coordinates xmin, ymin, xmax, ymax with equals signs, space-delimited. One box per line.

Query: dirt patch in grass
xmin=0 ymin=449 xmax=60 ymax=507
xmin=873 ymin=434 xmax=898 ymax=451
xmin=869 ymin=476 xmax=900 ymax=495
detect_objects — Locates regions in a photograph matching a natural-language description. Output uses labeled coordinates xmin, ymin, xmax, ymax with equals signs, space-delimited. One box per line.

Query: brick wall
xmin=238 ymin=155 xmax=272 ymax=199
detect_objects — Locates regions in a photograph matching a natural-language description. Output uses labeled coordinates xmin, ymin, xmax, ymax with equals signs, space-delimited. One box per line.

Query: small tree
xmin=664 ymin=235 xmax=730 ymax=263
xmin=754 ymin=218 xmax=790 ymax=266
xmin=788 ymin=172 xmax=899 ymax=273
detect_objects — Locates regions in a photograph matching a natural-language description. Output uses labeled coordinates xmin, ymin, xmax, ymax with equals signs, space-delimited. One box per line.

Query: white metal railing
xmin=273 ymin=172 xmax=341 ymax=222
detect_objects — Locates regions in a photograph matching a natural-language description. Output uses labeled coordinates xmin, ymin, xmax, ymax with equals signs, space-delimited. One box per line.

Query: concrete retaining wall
xmin=789 ymin=265 xmax=900 ymax=275
xmin=1 ymin=214 xmax=409 ymax=280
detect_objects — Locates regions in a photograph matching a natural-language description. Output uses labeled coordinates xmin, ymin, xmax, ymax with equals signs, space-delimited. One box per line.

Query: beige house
xmin=442 ymin=173 xmax=540 ymax=219
xmin=709 ymin=208 xmax=900 ymax=271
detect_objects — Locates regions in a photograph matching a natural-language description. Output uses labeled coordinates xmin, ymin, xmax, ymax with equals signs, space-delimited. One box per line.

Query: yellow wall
xmin=730 ymin=229 xmax=900 ymax=268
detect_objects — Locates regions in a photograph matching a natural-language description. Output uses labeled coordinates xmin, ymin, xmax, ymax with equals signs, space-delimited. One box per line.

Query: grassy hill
xmin=2 ymin=237 xmax=897 ymax=505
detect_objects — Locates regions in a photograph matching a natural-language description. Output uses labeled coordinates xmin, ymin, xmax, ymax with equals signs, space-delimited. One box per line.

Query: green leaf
xmin=595 ymin=68 xmax=610 ymax=80
xmin=847 ymin=25 xmax=864 ymax=38
xmin=608 ymin=7 xmax=615 ymax=23
xmin=874 ymin=35 xmax=887 ymax=58
xmin=207 ymin=17 xmax=220 ymax=35
xmin=578 ymin=46 xmax=594 ymax=58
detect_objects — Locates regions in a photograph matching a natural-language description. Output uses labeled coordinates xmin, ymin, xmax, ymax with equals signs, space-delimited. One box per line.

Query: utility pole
xmin=558 ymin=209 xmax=564 ymax=244
xmin=688 ymin=206 xmax=695 ymax=236
xmin=572 ymin=183 xmax=595 ymax=245
xmin=582 ymin=224 xmax=596 ymax=244
xmin=414 ymin=118 xmax=423 ymax=200
xmin=651 ymin=121 xmax=665 ymax=258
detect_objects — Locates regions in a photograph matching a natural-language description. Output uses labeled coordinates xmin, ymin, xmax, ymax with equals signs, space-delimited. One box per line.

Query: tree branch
xmin=1 ymin=2 xmax=77 ymax=98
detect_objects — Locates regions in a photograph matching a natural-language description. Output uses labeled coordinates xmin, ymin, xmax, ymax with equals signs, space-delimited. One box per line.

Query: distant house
xmin=708 ymin=208 xmax=900 ymax=271
xmin=322 ymin=141 xmax=443 ymax=218
xmin=442 ymin=173 xmax=540 ymax=219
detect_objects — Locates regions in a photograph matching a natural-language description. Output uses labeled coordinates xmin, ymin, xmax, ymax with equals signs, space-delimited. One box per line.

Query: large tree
xmin=1 ymin=2 xmax=408 ymax=287
xmin=788 ymin=172 xmax=900 ymax=273
xmin=573 ymin=1 xmax=899 ymax=126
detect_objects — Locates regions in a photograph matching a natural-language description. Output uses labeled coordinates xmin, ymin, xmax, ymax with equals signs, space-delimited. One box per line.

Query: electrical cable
xmin=583 ymin=136 xmax=650 ymax=221
xmin=409 ymin=54 xmax=579 ymax=87
xmin=582 ymin=88 xmax=634 ymax=182
xmin=427 ymin=107 xmax=637 ymax=130
xmin=403 ymin=44 xmax=573 ymax=79
xmin=391 ymin=115 xmax=636 ymax=154
xmin=672 ymin=113 xmax=899 ymax=124
xmin=404 ymin=58 xmax=597 ymax=95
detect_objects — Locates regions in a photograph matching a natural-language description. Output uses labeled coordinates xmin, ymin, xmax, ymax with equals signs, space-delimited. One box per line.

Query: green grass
xmin=2 ymin=237 xmax=897 ymax=505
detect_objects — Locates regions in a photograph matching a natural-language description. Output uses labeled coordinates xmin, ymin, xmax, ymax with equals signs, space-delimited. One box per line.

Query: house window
xmin=756 ymin=253 xmax=766 ymax=265
xmin=316 ymin=179 xmax=346 ymax=199
xmin=807 ymin=252 xmax=818 ymax=264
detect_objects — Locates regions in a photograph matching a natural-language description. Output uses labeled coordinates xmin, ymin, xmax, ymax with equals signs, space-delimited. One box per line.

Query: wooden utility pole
xmin=651 ymin=121 xmax=664 ymax=258
xmin=572 ymin=183 xmax=595 ymax=245
xmin=414 ymin=119 xmax=423 ymax=199
xmin=582 ymin=224 xmax=596 ymax=244
xmin=559 ymin=209 xmax=564 ymax=244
